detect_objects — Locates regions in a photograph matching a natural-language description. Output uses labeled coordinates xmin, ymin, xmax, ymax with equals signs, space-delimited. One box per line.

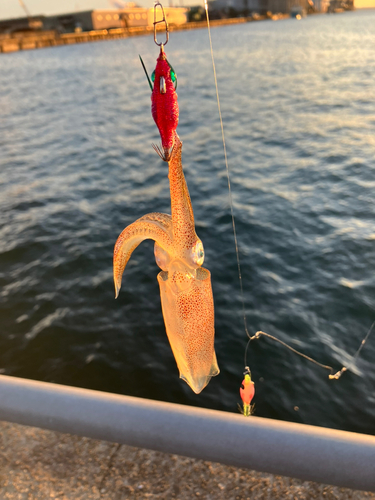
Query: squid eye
xmin=190 ymin=240 xmax=204 ymax=267
xmin=154 ymin=242 xmax=170 ymax=271
xmin=151 ymin=70 xmax=155 ymax=83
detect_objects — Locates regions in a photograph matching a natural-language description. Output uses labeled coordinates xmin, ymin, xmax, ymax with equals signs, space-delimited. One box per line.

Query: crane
xmin=17 ymin=0 xmax=42 ymax=30
xmin=18 ymin=0 xmax=32 ymax=19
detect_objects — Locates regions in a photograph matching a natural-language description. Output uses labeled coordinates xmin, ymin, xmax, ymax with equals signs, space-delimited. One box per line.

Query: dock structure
xmin=0 ymin=27 xmax=140 ymax=53
xmin=0 ymin=16 xmax=283 ymax=54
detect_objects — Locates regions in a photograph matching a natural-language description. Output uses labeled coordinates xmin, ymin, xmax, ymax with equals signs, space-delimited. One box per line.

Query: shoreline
xmin=0 ymin=15 xmax=289 ymax=54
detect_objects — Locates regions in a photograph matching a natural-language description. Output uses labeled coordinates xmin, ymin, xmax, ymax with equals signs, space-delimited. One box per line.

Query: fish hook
xmin=154 ymin=1 xmax=169 ymax=47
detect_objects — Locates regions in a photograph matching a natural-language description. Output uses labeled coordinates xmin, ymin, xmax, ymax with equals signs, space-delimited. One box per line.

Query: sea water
xmin=0 ymin=10 xmax=374 ymax=434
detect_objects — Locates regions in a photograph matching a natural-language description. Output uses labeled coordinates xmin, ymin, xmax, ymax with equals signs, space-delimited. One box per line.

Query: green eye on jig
xmin=139 ymin=56 xmax=176 ymax=91
xmin=168 ymin=61 xmax=177 ymax=90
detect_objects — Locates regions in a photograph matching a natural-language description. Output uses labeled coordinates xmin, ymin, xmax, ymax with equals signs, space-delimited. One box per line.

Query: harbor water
xmin=0 ymin=10 xmax=374 ymax=435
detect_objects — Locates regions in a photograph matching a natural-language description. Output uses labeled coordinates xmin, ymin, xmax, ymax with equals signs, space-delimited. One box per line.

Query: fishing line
xmin=203 ymin=1 xmax=374 ymax=383
xmin=204 ymin=0 xmax=251 ymax=344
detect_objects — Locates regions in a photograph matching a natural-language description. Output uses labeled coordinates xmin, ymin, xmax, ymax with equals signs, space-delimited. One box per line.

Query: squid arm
xmin=113 ymin=213 xmax=173 ymax=298
xmin=168 ymin=140 xmax=195 ymax=241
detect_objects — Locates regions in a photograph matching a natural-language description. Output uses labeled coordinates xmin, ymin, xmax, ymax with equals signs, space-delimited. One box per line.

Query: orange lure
xmin=240 ymin=368 xmax=255 ymax=416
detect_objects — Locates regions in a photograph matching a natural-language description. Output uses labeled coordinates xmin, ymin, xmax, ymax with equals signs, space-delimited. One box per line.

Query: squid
xmin=114 ymin=135 xmax=219 ymax=393
xmin=113 ymin=46 xmax=219 ymax=394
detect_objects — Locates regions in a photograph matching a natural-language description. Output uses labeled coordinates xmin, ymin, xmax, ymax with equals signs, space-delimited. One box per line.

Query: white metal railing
xmin=0 ymin=374 xmax=374 ymax=492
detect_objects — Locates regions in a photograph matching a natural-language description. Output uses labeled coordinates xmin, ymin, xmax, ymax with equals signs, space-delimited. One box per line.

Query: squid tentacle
xmin=113 ymin=213 xmax=173 ymax=298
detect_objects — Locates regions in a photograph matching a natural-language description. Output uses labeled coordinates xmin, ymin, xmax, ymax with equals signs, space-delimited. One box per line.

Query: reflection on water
xmin=0 ymin=10 xmax=374 ymax=434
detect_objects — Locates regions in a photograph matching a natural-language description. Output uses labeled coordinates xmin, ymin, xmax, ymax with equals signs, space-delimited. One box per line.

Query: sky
xmin=355 ymin=0 xmax=375 ymax=6
xmin=0 ymin=0 xmax=192 ymax=21
xmin=0 ymin=0 xmax=374 ymax=20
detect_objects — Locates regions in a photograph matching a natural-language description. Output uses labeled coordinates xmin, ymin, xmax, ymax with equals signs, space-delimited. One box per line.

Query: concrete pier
xmin=0 ymin=420 xmax=374 ymax=499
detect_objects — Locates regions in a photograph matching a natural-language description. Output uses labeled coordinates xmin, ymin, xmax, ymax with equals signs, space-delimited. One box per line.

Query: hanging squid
xmin=113 ymin=43 xmax=219 ymax=394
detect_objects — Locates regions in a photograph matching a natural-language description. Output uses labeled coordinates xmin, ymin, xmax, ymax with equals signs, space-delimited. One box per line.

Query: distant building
xmin=43 ymin=11 xmax=92 ymax=32
xmin=245 ymin=0 xmax=267 ymax=12
xmin=313 ymin=0 xmax=330 ymax=11
xmin=0 ymin=15 xmax=44 ymax=34
xmin=209 ymin=0 xmax=264 ymax=14
xmin=43 ymin=7 xmax=188 ymax=33
xmin=267 ymin=0 xmax=310 ymax=13
xmin=210 ymin=0 xmax=264 ymax=14
xmin=0 ymin=7 xmax=188 ymax=35
xmin=209 ymin=0 xmax=320 ymax=14
xmin=327 ymin=0 xmax=354 ymax=10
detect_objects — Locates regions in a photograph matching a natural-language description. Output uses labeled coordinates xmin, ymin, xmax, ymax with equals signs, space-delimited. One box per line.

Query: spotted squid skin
xmin=159 ymin=135 xmax=219 ymax=393
xmin=158 ymin=266 xmax=219 ymax=394
xmin=167 ymin=135 xmax=197 ymax=257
